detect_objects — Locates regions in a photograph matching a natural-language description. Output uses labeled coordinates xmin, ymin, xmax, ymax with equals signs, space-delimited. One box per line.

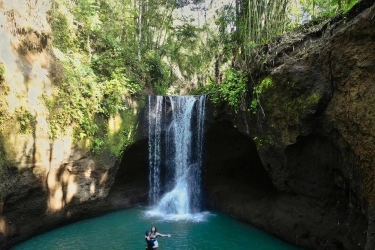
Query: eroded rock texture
xmin=203 ymin=2 xmax=375 ymax=250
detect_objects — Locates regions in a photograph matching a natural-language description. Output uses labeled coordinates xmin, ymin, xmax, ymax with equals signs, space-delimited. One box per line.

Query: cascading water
xmin=147 ymin=95 xmax=206 ymax=219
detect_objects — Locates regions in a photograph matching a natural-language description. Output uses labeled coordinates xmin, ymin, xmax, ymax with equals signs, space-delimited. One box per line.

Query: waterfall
xmin=148 ymin=95 xmax=206 ymax=217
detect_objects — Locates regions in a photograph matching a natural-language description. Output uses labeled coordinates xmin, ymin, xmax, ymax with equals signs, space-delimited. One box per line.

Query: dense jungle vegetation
xmin=0 ymin=0 xmax=358 ymax=157
xmin=48 ymin=0 xmax=359 ymax=153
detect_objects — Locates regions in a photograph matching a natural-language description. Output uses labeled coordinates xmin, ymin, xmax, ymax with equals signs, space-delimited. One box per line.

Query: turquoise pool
xmin=12 ymin=207 xmax=302 ymax=250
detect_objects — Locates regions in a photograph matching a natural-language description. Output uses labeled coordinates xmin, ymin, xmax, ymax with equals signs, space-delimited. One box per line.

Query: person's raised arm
xmin=157 ymin=232 xmax=171 ymax=237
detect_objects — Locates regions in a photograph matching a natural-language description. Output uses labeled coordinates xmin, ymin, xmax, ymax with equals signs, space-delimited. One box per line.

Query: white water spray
xmin=147 ymin=95 xmax=206 ymax=219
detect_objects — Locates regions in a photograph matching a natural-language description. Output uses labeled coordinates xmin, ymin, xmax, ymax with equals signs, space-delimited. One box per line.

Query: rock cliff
xmin=203 ymin=1 xmax=375 ymax=249
xmin=0 ymin=2 xmax=140 ymax=248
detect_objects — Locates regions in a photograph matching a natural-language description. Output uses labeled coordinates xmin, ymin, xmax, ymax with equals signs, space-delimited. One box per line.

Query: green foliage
xmin=299 ymin=0 xmax=358 ymax=21
xmin=249 ymin=77 xmax=273 ymax=114
xmin=206 ymin=68 xmax=247 ymax=112
xmin=44 ymin=0 xmax=358 ymax=157
xmin=143 ymin=51 xmax=169 ymax=95
xmin=220 ymin=69 xmax=247 ymax=110
xmin=215 ymin=4 xmax=236 ymax=45
xmin=91 ymin=137 xmax=105 ymax=154
xmin=49 ymin=0 xmax=218 ymax=99
xmin=0 ymin=63 xmax=4 ymax=81
xmin=106 ymin=108 xmax=138 ymax=157
xmin=166 ymin=24 xmax=212 ymax=85
xmin=253 ymin=135 xmax=272 ymax=150
xmin=50 ymin=9 xmax=76 ymax=53
xmin=235 ymin=0 xmax=290 ymax=64
xmin=101 ymin=72 xmax=141 ymax=117
xmin=226 ymin=0 xmax=360 ymax=70
xmin=281 ymin=92 xmax=320 ymax=122
xmin=16 ymin=108 xmax=36 ymax=134
xmin=46 ymin=51 xmax=98 ymax=137
xmin=46 ymin=49 xmax=138 ymax=154
xmin=0 ymin=63 xmax=10 ymax=131
xmin=0 ymin=137 xmax=16 ymax=175
xmin=46 ymin=0 xmax=147 ymax=155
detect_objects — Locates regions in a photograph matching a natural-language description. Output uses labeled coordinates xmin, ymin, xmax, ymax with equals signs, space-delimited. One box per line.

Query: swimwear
xmin=153 ymin=240 xmax=159 ymax=247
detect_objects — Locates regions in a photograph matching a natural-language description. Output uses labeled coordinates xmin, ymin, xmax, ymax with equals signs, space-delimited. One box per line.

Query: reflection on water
xmin=12 ymin=207 xmax=302 ymax=250
xmin=145 ymin=209 xmax=210 ymax=222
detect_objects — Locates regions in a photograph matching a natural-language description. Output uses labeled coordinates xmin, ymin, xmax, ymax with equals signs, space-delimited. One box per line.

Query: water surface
xmin=13 ymin=207 xmax=302 ymax=250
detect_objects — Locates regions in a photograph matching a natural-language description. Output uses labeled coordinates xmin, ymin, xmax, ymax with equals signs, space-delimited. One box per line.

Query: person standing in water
xmin=146 ymin=226 xmax=171 ymax=249
xmin=145 ymin=231 xmax=155 ymax=250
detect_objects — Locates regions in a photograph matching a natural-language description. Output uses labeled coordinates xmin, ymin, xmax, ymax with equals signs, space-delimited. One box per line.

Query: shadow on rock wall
xmin=105 ymin=138 xmax=149 ymax=210
xmin=203 ymin=120 xmax=368 ymax=250
xmin=203 ymin=120 xmax=276 ymax=209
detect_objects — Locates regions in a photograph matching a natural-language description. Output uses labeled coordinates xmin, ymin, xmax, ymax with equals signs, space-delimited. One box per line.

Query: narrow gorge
xmin=0 ymin=1 xmax=375 ymax=250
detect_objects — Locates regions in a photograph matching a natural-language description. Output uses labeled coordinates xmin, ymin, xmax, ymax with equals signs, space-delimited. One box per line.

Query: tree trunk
xmin=138 ymin=0 xmax=143 ymax=61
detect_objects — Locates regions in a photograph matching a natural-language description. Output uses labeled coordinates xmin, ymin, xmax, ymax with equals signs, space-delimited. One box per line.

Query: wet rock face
xmin=203 ymin=120 xmax=274 ymax=204
xmin=284 ymin=136 xmax=341 ymax=198
xmin=283 ymin=134 xmax=363 ymax=208
xmin=203 ymin=121 xmax=367 ymax=250
xmin=205 ymin=3 xmax=375 ymax=250
xmin=105 ymin=139 xmax=149 ymax=209
xmin=0 ymin=130 xmax=147 ymax=250
xmin=324 ymin=6 xmax=375 ymax=205
xmin=0 ymin=146 xmax=118 ymax=250
xmin=256 ymin=3 xmax=375 ymax=208
xmin=203 ymin=120 xmax=275 ymax=200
